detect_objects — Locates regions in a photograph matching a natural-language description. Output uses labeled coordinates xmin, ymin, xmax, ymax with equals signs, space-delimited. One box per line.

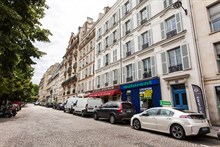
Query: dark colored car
xmin=93 ymin=101 xmax=136 ymax=124
xmin=56 ymin=103 xmax=64 ymax=110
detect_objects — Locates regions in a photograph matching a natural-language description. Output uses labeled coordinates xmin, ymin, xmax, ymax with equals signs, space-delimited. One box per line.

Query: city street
xmin=0 ymin=104 xmax=219 ymax=147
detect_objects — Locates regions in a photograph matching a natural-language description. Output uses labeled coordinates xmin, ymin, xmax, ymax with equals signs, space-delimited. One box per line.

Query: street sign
xmin=160 ymin=100 xmax=171 ymax=106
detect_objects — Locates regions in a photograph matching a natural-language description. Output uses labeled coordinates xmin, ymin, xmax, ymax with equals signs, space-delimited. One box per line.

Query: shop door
xmin=172 ymin=84 xmax=188 ymax=110
xmin=215 ymin=86 xmax=220 ymax=115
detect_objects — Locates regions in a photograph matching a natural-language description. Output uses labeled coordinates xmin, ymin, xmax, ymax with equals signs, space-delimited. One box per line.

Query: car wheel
xmin=94 ymin=113 xmax=99 ymax=120
xmin=81 ymin=111 xmax=86 ymax=117
xmin=109 ymin=115 xmax=116 ymax=124
xmin=133 ymin=119 xmax=141 ymax=130
xmin=170 ymin=124 xmax=186 ymax=139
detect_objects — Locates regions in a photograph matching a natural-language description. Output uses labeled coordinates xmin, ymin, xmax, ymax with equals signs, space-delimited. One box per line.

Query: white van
xmin=73 ymin=98 xmax=102 ymax=116
xmin=63 ymin=97 xmax=79 ymax=113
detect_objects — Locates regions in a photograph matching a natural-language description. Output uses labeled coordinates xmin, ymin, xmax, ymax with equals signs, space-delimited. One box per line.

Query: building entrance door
xmin=172 ymin=84 xmax=188 ymax=110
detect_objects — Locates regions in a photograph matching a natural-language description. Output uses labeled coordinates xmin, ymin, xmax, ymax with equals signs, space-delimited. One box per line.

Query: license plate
xmin=202 ymin=127 xmax=208 ymax=131
xmin=126 ymin=110 xmax=131 ymax=113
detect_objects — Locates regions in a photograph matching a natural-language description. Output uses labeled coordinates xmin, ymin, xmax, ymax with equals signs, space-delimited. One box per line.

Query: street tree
xmin=0 ymin=0 xmax=51 ymax=105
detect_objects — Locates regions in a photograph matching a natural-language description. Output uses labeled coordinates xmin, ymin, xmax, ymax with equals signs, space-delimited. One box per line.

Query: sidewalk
xmin=205 ymin=126 xmax=220 ymax=139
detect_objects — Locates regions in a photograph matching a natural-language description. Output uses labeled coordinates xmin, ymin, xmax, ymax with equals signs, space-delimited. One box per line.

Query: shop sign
xmin=160 ymin=100 xmax=171 ymax=106
xmin=120 ymin=78 xmax=159 ymax=90
xmin=139 ymin=87 xmax=153 ymax=101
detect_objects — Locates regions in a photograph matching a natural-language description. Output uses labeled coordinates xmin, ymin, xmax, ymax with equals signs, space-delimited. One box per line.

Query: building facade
xmin=77 ymin=17 xmax=96 ymax=97
xmin=190 ymin=0 xmax=220 ymax=125
xmin=93 ymin=0 xmax=203 ymax=113
xmin=62 ymin=33 xmax=79 ymax=101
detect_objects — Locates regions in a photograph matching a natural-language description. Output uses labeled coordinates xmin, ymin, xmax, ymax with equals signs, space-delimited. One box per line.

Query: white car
xmin=131 ymin=107 xmax=210 ymax=139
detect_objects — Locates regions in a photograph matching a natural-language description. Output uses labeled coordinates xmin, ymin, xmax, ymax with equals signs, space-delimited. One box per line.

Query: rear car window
xmin=122 ymin=103 xmax=133 ymax=109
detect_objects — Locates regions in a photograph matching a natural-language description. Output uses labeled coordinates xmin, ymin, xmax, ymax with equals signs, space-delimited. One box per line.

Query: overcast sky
xmin=32 ymin=0 xmax=117 ymax=84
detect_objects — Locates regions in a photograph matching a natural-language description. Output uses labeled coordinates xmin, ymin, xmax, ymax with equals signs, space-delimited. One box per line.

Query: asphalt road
xmin=0 ymin=104 xmax=219 ymax=147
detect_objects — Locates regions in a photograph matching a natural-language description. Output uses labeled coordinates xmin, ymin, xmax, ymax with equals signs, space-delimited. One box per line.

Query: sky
xmin=32 ymin=0 xmax=117 ymax=84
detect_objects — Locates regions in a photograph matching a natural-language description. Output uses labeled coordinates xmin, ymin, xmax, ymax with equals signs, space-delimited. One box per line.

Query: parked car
xmin=34 ymin=101 xmax=40 ymax=105
xmin=56 ymin=103 xmax=64 ymax=110
xmin=93 ymin=101 xmax=136 ymax=124
xmin=73 ymin=98 xmax=102 ymax=117
xmin=131 ymin=107 xmax=210 ymax=139
xmin=64 ymin=97 xmax=79 ymax=113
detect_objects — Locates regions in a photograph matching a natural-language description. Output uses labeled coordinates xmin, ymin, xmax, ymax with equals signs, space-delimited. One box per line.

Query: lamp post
xmin=173 ymin=0 xmax=188 ymax=15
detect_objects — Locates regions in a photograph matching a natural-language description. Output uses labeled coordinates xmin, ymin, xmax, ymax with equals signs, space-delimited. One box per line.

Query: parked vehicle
xmin=56 ymin=103 xmax=64 ymax=110
xmin=93 ymin=101 xmax=136 ymax=124
xmin=73 ymin=98 xmax=102 ymax=116
xmin=131 ymin=107 xmax=210 ymax=139
xmin=34 ymin=101 xmax=40 ymax=105
xmin=64 ymin=97 xmax=79 ymax=113
xmin=0 ymin=104 xmax=13 ymax=118
xmin=11 ymin=101 xmax=22 ymax=110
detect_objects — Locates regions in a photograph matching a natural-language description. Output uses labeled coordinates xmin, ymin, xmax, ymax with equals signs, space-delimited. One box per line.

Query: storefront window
xmin=112 ymin=96 xmax=117 ymax=101
xmin=215 ymin=86 xmax=220 ymax=113
xmin=139 ymin=87 xmax=153 ymax=111
xmin=126 ymin=90 xmax=131 ymax=101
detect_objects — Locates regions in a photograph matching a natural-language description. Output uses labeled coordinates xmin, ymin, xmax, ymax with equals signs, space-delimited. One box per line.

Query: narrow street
xmin=0 ymin=104 xmax=219 ymax=147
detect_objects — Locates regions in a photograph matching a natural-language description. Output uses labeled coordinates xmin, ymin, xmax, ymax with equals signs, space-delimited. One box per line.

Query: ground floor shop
xmin=120 ymin=78 xmax=161 ymax=113
xmin=87 ymin=88 xmax=121 ymax=103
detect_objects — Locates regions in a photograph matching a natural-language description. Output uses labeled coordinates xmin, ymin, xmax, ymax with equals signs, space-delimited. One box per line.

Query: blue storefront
xmin=120 ymin=78 xmax=161 ymax=113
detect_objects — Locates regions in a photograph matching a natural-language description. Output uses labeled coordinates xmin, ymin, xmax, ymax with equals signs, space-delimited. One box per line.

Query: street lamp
xmin=173 ymin=0 xmax=187 ymax=15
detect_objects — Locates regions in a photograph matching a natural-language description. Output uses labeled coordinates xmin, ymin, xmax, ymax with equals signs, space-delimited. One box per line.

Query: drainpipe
xmin=188 ymin=0 xmax=210 ymax=123
xmin=119 ymin=9 xmax=123 ymax=85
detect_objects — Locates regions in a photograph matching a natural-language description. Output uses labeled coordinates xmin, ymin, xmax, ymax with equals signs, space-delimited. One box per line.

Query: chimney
xmin=103 ymin=6 xmax=111 ymax=14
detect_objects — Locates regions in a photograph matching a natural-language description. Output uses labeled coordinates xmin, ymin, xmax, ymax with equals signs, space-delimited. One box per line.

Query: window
xmin=163 ymin=0 xmax=173 ymax=8
xmin=97 ymin=59 xmax=101 ymax=69
xmin=159 ymin=109 xmax=174 ymax=116
xmin=140 ymin=7 xmax=147 ymax=25
xmin=125 ymin=20 xmax=131 ymax=34
xmin=126 ymin=64 xmax=132 ymax=82
xmin=208 ymin=2 xmax=220 ymax=32
xmin=113 ymin=30 xmax=117 ymax=42
xmin=97 ymin=28 xmax=102 ymax=39
xmin=112 ymin=13 xmax=117 ymax=25
xmin=214 ymin=43 xmax=220 ymax=72
xmin=126 ymin=41 xmax=131 ymax=57
xmin=142 ymin=31 xmax=149 ymax=49
xmin=97 ymin=76 xmax=100 ymax=88
xmin=125 ymin=1 xmax=130 ymax=14
xmin=146 ymin=109 xmax=159 ymax=116
xmin=165 ymin=16 xmax=177 ymax=38
xmin=105 ymin=72 xmax=109 ymax=86
xmin=105 ymin=21 xmax=109 ymax=32
xmin=161 ymin=13 xmax=182 ymax=40
xmin=113 ymin=49 xmax=117 ymax=62
xmin=113 ymin=69 xmax=118 ymax=84
xmin=105 ymin=54 xmax=109 ymax=66
xmin=105 ymin=37 xmax=109 ymax=48
xmin=97 ymin=42 xmax=102 ymax=54
xmin=143 ymin=58 xmax=151 ymax=78
xmin=168 ymin=47 xmax=183 ymax=73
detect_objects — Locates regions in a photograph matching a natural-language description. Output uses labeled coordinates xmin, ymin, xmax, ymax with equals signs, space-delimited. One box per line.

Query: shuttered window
xmin=214 ymin=43 xmax=220 ymax=72
xmin=208 ymin=2 xmax=220 ymax=32
xmin=161 ymin=44 xmax=191 ymax=74
xmin=163 ymin=0 xmax=173 ymax=8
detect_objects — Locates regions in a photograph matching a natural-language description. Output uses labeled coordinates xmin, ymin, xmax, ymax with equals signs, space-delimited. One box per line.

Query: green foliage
xmin=0 ymin=0 xmax=51 ymax=103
